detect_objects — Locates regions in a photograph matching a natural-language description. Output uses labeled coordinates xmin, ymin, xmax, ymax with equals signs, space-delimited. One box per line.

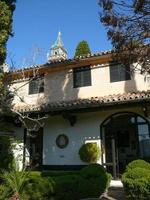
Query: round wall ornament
xmin=56 ymin=134 xmax=69 ymax=149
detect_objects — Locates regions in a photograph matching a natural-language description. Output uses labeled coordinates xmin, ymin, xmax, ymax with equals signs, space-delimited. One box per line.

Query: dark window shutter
xmin=110 ymin=64 xmax=131 ymax=82
xmin=110 ymin=65 xmax=119 ymax=82
xmin=73 ymin=66 xmax=91 ymax=88
xmin=120 ymin=65 xmax=126 ymax=81
xmin=82 ymin=66 xmax=91 ymax=86
xmin=73 ymin=69 xmax=82 ymax=88
xmin=29 ymin=76 xmax=44 ymax=94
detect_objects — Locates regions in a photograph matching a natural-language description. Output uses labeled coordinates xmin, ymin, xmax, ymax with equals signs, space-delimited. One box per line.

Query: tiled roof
xmin=13 ymin=91 xmax=150 ymax=113
xmin=10 ymin=50 xmax=113 ymax=73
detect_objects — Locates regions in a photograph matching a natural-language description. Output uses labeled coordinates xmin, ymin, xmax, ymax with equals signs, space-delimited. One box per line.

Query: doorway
xmin=101 ymin=112 xmax=150 ymax=178
xmin=25 ymin=128 xmax=43 ymax=168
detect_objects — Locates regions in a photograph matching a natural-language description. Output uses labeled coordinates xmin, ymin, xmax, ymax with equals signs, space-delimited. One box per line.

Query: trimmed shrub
xmin=123 ymin=167 xmax=150 ymax=179
xmin=79 ymin=143 xmax=101 ymax=163
xmin=53 ymin=175 xmax=80 ymax=200
xmin=44 ymin=165 xmax=111 ymax=200
xmin=122 ymin=160 xmax=150 ymax=199
xmin=126 ymin=159 xmax=150 ymax=171
xmin=80 ymin=163 xmax=106 ymax=178
xmin=23 ymin=173 xmax=55 ymax=200
xmin=79 ymin=164 xmax=111 ymax=198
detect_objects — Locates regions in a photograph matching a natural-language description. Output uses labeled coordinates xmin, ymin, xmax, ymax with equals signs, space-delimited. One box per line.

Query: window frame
xmin=73 ymin=65 xmax=91 ymax=88
xmin=28 ymin=75 xmax=44 ymax=95
xmin=109 ymin=64 xmax=131 ymax=83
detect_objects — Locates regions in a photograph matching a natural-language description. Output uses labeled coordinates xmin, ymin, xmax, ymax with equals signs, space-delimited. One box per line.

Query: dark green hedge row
xmin=0 ymin=164 xmax=111 ymax=200
xmin=122 ymin=160 xmax=150 ymax=200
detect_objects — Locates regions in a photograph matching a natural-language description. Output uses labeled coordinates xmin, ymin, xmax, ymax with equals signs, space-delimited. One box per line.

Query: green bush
xmin=53 ymin=167 xmax=111 ymax=200
xmin=0 ymin=184 xmax=10 ymax=200
xmin=122 ymin=160 xmax=150 ymax=199
xmin=79 ymin=143 xmax=101 ymax=163
xmin=79 ymin=164 xmax=111 ymax=198
xmin=53 ymin=175 xmax=80 ymax=200
xmin=23 ymin=173 xmax=55 ymax=200
xmin=0 ymin=165 xmax=111 ymax=200
xmin=41 ymin=170 xmax=79 ymax=177
xmin=80 ymin=163 xmax=106 ymax=178
xmin=126 ymin=159 xmax=150 ymax=171
xmin=0 ymin=136 xmax=14 ymax=170
xmin=123 ymin=167 xmax=150 ymax=179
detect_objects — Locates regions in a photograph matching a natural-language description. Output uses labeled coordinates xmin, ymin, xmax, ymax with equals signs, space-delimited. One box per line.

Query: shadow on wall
xmin=124 ymin=64 xmax=137 ymax=93
xmin=43 ymin=69 xmax=79 ymax=103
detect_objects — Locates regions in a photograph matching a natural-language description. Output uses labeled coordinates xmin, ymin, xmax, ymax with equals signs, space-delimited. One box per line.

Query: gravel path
xmin=100 ymin=186 xmax=126 ymax=200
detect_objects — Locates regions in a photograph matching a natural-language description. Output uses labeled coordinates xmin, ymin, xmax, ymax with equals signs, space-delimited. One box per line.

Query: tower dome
xmin=47 ymin=32 xmax=67 ymax=62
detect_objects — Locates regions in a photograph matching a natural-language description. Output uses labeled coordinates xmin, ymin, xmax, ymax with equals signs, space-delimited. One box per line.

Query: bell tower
xmin=47 ymin=32 xmax=67 ymax=62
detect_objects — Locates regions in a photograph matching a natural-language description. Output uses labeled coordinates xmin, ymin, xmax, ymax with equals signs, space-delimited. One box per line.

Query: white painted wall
xmin=11 ymin=63 xmax=149 ymax=110
xmin=43 ymin=113 xmax=102 ymax=165
xmin=43 ymin=107 xmax=145 ymax=166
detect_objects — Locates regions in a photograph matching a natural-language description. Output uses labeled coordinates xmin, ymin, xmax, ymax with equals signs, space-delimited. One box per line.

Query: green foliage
xmin=41 ymin=170 xmax=79 ymax=177
xmin=80 ymin=163 xmax=106 ymax=178
xmin=126 ymin=159 xmax=150 ymax=171
xmin=99 ymin=0 xmax=150 ymax=71
xmin=124 ymin=167 xmax=150 ymax=180
xmin=0 ymin=163 xmax=29 ymax=200
xmin=53 ymin=175 xmax=80 ymax=200
xmin=79 ymin=164 xmax=112 ymax=199
xmin=0 ymin=135 xmax=14 ymax=170
xmin=0 ymin=165 xmax=111 ymax=200
xmin=79 ymin=143 xmax=101 ymax=163
xmin=0 ymin=0 xmax=16 ymax=65
xmin=53 ymin=165 xmax=111 ymax=200
xmin=0 ymin=0 xmax=16 ymax=114
xmin=23 ymin=173 xmax=55 ymax=200
xmin=74 ymin=40 xmax=91 ymax=57
xmin=122 ymin=159 xmax=150 ymax=199
xmin=0 ymin=184 xmax=10 ymax=200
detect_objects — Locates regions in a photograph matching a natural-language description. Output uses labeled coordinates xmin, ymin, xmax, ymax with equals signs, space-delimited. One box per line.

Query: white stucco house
xmin=4 ymin=32 xmax=150 ymax=178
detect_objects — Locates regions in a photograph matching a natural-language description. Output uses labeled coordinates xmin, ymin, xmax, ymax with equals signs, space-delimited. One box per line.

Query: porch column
xmin=112 ymin=138 xmax=117 ymax=179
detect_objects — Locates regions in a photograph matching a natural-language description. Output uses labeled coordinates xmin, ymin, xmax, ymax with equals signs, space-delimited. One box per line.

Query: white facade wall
xmin=42 ymin=107 xmax=145 ymax=166
xmin=9 ymin=62 xmax=150 ymax=166
xmin=11 ymin=64 xmax=149 ymax=108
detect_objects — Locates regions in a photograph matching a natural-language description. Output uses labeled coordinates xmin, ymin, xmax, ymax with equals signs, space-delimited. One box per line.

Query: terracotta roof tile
xmin=10 ymin=49 xmax=113 ymax=73
xmin=13 ymin=91 xmax=150 ymax=113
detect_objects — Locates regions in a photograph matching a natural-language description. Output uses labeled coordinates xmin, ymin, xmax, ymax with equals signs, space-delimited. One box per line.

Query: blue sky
xmin=6 ymin=0 xmax=112 ymax=68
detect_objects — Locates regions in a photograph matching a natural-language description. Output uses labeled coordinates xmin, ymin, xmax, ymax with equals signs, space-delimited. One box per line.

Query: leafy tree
xmin=0 ymin=0 xmax=16 ymax=114
xmin=74 ymin=40 xmax=91 ymax=57
xmin=99 ymin=0 xmax=150 ymax=72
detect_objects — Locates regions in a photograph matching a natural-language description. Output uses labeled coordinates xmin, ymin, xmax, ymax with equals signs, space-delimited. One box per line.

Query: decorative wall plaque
xmin=56 ymin=134 xmax=69 ymax=149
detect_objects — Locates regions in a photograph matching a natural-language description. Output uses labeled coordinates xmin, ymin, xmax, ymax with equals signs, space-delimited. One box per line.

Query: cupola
xmin=47 ymin=32 xmax=67 ymax=62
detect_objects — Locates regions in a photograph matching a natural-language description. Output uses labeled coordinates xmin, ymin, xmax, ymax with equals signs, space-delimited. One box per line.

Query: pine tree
xmin=0 ymin=0 xmax=16 ymax=113
xmin=74 ymin=40 xmax=91 ymax=57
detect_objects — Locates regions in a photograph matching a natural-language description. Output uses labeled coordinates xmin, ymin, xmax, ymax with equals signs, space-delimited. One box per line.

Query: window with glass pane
xmin=29 ymin=76 xmax=44 ymax=95
xmin=110 ymin=64 xmax=131 ymax=82
xmin=138 ymin=124 xmax=150 ymax=158
xmin=73 ymin=66 xmax=91 ymax=88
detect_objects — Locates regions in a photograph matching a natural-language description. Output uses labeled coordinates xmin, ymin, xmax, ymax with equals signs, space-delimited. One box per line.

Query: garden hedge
xmin=0 ymin=164 xmax=111 ymax=200
xmin=122 ymin=160 xmax=150 ymax=200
